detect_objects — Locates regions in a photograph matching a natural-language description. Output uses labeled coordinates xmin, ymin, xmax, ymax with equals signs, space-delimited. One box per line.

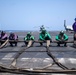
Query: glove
xmin=62 ymin=39 xmax=65 ymax=42
xmin=59 ymin=40 xmax=63 ymax=43
xmin=59 ymin=40 xmax=65 ymax=43
xmin=59 ymin=39 xmax=61 ymax=42
xmin=50 ymin=39 xmax=52 ymax=42
xmin=30 ymin=38 xmax=33 ymax=40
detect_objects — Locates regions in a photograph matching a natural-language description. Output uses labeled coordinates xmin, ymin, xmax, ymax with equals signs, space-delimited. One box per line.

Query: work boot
xmin=57 ymin=43 xmax=60 ymax=46
xmin=40 ymin=43 xmax=43 ymax=46
xmin=10 ymin=44 xmax=13 ymax=47
xmin=64 ymin=43 xmax=67 ymax=47
xmin=15 ymin=43 xmax=17 ymax=46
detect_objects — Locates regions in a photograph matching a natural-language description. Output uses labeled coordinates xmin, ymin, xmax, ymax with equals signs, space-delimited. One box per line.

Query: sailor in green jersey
xmin=39 ymin=29 xmax=52 ymax=46
xmin=55 ymin=31 xmax=68 ymax=46
xmin=24 ymin=32 xmax=35 ymax=46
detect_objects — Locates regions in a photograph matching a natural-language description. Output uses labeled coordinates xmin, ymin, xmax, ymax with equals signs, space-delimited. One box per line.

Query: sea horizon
xmin=0 ymin=30 xmax=65 ymax=33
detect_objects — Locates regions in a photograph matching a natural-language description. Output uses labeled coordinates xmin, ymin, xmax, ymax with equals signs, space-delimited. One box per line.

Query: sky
xmin=0 ymin=0 xmax=76 ymax=31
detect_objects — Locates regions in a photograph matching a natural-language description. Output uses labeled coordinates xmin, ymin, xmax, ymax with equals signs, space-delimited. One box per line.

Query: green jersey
xmin=55 ymin=34 xmax=68 ymax=41
xmin=24 ymin=35 xmax=35 ymax=41
xmin=39 ymin=32 xmax=51 ymax=40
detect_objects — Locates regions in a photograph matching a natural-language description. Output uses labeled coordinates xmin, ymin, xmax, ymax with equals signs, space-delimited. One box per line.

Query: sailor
xmin=24 ymin=32 xmax=35 ymax=46
xmin=0 ymin=31 xmax=8 ymax=45
xmin=72 ymin=18 xmax=76 ymax=42
xmin=9 ymin=32 xmax=18 ymax=46
xmin=39 ymin=29 xmax=52 ymax=46
xmin=55 ymin=31 xmax=68 ymax=46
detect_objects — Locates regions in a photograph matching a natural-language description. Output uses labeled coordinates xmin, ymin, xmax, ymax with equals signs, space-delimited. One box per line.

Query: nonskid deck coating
xmin=0 ymin=31 xmax=76 ymax=75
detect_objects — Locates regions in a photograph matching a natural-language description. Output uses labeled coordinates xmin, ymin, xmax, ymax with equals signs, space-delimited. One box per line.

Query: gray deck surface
xmin=0 ymin=31 xmax=76 ymax=75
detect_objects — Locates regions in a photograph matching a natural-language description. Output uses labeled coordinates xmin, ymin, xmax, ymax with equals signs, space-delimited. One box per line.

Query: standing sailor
xmin=72 ymin=18 xmax=76 ymax=45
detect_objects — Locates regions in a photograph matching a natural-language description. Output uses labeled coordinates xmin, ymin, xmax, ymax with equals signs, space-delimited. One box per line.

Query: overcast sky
xmin=0 ymin=0 xmax=76 ymax=31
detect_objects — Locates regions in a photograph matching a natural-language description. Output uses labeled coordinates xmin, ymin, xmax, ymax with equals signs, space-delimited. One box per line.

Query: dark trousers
xmin=9 ymin=41 xmax=17 ymax=46
xmin=57 ymin=41 xmax=67 ymax=46
xmin=0 ymin=37 xmax=7 ymax=45
xmin=40 ymin=37 xmax=52 ymax=46
xmin=74 ymin=32 xmax=76 ymax=40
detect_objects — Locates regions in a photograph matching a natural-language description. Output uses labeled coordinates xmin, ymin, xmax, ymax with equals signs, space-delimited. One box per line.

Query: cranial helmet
xmin=27 ymin=32 xmax=31 ymax=36
xmin=60 ymin=31 xmax=64 ymax=34
xmin=42 ymin=25 xmax=44 ymax=27
xmin=10 ymin=32 xmax=14 ymax=34
xmin=74 ymin=18 xmax=76 ymax=21
xmin=1 ymin=31 xmax=5 ymax=34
